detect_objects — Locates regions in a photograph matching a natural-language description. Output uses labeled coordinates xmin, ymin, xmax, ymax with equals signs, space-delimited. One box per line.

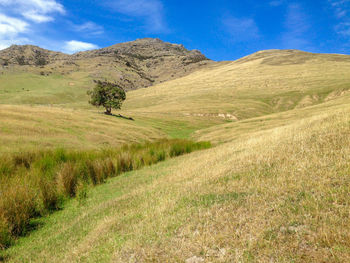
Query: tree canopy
xmin=88 ymin=81 xmax=126 ymax=115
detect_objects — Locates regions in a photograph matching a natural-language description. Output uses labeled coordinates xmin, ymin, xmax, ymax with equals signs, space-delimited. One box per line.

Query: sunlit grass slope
xmin=195 ymin=92 xmax=350 ymax=144
xmin=0 ymin=71 xmax=91 ymax=107
xmin=125 ymin=50 xmax=350 ymax=121
xmin=1 ymin=50 xmax=350 ymax=150
xmin=0 ymin=105 xmax=163 ymax=153
xmin=3 ymin=97 xmax=350 ymax=262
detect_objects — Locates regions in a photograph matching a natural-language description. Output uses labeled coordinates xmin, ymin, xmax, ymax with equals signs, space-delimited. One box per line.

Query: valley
xmin=1 ymin=39 xmax=350 ymax=262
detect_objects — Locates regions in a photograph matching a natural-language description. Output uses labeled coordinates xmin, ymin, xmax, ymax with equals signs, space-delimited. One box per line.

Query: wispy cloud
xmin=73 ymin=22 xmax=104 ymax=36
xmin=108 ymin=0 xmax=168 ymax=33
xmin=329 ymin=0 xmax=350 ymax=18
xmin=269 ymin=0 xmax=285 ymax=7
xmin=222 ymin=16 xmax=259 ymax=42
xmin=62 ymin=40 xmax=99 ymax=54
xmin=281 ymin=3 xmax=311 ymax=49
xmin=329 ymin=0 xmax=350 ymax=37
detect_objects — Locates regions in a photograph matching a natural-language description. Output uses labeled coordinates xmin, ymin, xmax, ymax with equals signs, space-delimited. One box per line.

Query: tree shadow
xmin=113 ymin=114 xmax=135 ymax=121
xmin=98 ymin=112 xmax=135 ymax=121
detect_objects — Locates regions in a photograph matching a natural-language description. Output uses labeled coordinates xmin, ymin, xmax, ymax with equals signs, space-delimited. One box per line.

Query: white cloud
xmin=0 ymin=14 xmax=29 ymax=50
xmin=22 ymin=11 xmax=54 ymax=23
xmin=63 ymin=40 xmax=99 ymax=54
xmin=0 ymin=0 xmax=65 ymax=23
xmin=222 ymin=16 xmax=259 ymax=42
xmin=0 ymin=0 xmax=65 ymax=49
xmin=0 ymin=14 xmax=28 ymax=36
xmin=108 ymin=0 xmax=167 ymax=33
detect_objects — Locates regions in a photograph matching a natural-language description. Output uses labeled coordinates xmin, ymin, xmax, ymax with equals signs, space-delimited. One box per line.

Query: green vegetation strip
xmin=0 ymin=139 xmax=211 ymax=249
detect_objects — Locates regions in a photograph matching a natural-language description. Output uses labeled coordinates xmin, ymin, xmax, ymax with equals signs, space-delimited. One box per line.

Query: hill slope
xmin=124 ymin=49 xmax=350 ymax=121
xmin=1 ymin=47 xmax=350 ymax=151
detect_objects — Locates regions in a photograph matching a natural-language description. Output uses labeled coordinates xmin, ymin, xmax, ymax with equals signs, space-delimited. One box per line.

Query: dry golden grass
xmin=4 ymin=100 xmax=350 ymax=262
xmin=2 ymin=50 xmax=350 ymax=262
xmin=125 ymin=50 xmax=350 ymax=121
xmin=0 ymin=104 xmax=163 ymax=153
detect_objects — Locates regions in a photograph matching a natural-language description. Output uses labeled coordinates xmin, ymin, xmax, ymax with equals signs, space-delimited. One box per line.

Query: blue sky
xmin=0 ymin=0 xmax=349 ymax=61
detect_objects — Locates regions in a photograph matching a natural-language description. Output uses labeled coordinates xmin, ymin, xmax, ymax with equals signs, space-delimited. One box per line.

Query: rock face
xmin=0 ymin=38 xmax=212 ymax=90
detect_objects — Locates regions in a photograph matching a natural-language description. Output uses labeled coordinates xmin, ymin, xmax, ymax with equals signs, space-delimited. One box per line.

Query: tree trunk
xmin=105 ymin=107 xmax=112 ymax=115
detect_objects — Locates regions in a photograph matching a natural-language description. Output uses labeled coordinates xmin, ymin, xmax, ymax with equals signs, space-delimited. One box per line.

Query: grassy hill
xmin=1 ymin=44 xmax=350 ymax=262
xmin=124 ymin=49 xmax=350 ymax=120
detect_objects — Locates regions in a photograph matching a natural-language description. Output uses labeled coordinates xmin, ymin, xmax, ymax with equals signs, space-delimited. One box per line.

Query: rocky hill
xmin=0 ymin=38 xmax=212 ymax=90
xmin=0 ymin=45 xmax=67 ymax=66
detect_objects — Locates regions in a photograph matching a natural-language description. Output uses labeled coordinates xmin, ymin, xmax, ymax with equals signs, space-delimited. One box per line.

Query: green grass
xmin=0 ymin=72 xmax=91 ymax=107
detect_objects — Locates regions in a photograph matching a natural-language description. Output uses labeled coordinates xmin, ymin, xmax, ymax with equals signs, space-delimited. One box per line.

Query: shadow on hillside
xmin=97 ymin=112 xmax=134 ymax=120
xmin=113 ymin=114 xmax=135 ymax=121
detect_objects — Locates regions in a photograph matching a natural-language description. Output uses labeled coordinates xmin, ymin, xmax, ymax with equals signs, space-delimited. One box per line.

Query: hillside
xmin=0 ymin=38 xmax=212 ymax=91
xmin=1 ymin=42 xmax=350 ymax=262
xmin=3 ymin=94 xmax=350 ymax=263
xmin=124 ymin=49 xmax=350 ymax=121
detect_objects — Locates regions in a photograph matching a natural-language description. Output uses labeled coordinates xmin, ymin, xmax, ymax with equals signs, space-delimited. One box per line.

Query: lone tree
xmin=88 ymin=80 xmax=126 ymax=115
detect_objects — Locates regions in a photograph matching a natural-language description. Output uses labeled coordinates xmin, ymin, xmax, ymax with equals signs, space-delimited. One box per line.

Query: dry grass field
xmin=0 ymin=105 xmax=164 ymax=153
xmin=1 ymin=49 xmax=350 ymax=262
xmin=3 ymin=97 xmax=350 ymax=262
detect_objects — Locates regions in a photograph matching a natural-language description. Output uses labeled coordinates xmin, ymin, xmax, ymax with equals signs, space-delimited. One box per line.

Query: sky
xmin=0 ymin=0 xmax=349 ymax=61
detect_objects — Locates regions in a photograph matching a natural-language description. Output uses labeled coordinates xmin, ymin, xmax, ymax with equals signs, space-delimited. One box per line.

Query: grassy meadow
xmin=1 ymin=50 xmax=350 ymax=262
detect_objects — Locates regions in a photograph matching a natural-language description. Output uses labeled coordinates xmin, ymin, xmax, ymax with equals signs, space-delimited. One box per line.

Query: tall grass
xmin=0 ymin=139 xmax=210 ymax=249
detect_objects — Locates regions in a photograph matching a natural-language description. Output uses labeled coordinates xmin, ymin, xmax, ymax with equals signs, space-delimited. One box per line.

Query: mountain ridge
xmin=1 ymin=39 xmax=350 ymax=91
xmin=0 ymin=38 xmax=212 ymax=90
